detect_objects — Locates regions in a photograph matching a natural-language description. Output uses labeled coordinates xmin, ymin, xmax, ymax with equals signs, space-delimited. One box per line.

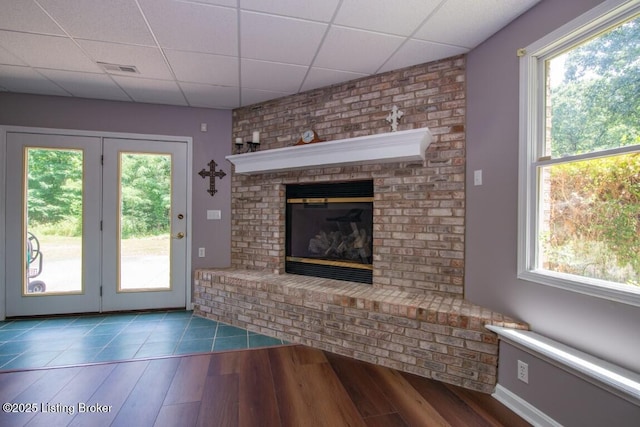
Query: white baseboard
xmin=493 ymin=384 xmax=562 ymax=427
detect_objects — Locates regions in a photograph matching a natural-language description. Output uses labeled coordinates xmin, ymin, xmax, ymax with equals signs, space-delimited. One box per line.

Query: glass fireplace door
xmin=286 ymin=181 xmax=373 ymax=284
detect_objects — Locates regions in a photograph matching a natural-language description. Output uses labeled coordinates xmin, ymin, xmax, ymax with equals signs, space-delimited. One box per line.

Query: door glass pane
xmin=119 ymin=152 xmax=172 ymax=291
xmin=25 ymin=148 xmax=83 ymax=295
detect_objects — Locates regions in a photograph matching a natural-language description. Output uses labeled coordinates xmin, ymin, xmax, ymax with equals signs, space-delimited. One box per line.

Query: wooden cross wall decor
xmin=198 ymin=160 xmax=226 ymax=196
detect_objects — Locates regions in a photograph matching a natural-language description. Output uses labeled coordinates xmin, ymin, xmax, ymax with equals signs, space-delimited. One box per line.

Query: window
xmin=518 ymin=0 xmax=640 ymax=306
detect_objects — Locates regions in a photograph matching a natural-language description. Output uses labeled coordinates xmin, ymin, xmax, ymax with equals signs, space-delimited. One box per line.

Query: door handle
xmin=173 ymin=232 xmax=185 ymax=239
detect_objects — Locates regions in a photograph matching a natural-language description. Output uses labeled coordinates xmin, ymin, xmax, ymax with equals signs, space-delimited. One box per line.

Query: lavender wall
xmin=498 ymin=342 xmax=639 ymax=426
xmin=466 ymin=0 xmax=640 ymax=413
xmin=0 ymin=92 xmax=233 ymax=281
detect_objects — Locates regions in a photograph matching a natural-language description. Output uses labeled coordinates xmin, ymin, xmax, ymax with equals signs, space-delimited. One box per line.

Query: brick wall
xmin=230 ymin=55 xmax=466 ymax=297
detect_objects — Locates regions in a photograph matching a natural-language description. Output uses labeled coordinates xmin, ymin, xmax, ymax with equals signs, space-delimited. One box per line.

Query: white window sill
xmin=486 ymin=325 xmax=640 ymax=406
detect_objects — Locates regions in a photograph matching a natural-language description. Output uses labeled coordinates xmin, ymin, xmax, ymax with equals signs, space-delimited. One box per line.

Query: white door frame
xmin=0 ymin=126 xmax=193 ymax=320
xmin=0 ymin=129 xmax=6 ymax=322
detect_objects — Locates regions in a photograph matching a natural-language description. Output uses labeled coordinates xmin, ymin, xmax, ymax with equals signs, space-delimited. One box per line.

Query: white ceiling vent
xmin=98 ymin=62 xmax=140 ymax=74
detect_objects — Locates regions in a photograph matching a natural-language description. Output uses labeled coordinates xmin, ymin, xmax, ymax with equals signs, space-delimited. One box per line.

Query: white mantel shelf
xmin=225 ymin=127 xmax=432 ymax=175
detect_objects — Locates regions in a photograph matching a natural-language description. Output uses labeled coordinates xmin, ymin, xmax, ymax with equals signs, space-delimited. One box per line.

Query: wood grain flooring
xmin=0 ymin=345 xmax=530 ymax=427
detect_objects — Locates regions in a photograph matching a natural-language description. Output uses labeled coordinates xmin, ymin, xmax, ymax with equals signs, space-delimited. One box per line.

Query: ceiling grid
xmin=0 ymin=0 xmax=540 ymax=108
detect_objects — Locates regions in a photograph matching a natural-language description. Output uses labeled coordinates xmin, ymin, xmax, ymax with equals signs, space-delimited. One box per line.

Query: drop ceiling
xmin=0 ymin=0 xmax=540 ymax=109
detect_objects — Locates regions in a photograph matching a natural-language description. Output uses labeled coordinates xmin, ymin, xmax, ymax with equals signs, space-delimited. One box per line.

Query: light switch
xmin=207 ymin=210 xmax=221 ymax=220
xmin=198 ymin=247 xmax=205 ymax=257
xmin=200 ymin=123 xmax=207 ymax=132
xmin=474 ymin=169 xmax=483 ymax=186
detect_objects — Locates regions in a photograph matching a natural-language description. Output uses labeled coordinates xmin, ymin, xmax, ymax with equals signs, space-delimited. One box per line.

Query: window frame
xmin=518 ymin=0 xmax=640 ymax=307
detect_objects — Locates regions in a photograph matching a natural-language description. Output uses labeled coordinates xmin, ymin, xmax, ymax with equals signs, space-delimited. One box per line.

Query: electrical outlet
xmin=517 ymin=360 xmax=529 ymax=384
xmin=198 ymin=247 xmax=205 ymax=258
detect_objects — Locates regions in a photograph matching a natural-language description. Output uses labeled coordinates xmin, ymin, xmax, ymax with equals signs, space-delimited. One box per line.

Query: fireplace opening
xmin=286 ymin=181 xmax=373 ymax=284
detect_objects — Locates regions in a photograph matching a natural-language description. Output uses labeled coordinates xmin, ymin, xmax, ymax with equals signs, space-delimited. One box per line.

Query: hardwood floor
xmin=0 ymin=345 xmax=530 ymax=427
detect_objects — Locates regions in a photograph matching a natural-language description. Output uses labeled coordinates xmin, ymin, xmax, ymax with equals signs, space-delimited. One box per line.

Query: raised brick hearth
xmin=194 ymin=56 xmax=529 ymax=394
xmin=194 ymin=269 xmax=528 ymax=393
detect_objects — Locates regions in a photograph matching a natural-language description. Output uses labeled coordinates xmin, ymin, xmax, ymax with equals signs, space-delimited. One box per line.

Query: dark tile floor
xmin=0 ymin=310 xmax=287 ymax=371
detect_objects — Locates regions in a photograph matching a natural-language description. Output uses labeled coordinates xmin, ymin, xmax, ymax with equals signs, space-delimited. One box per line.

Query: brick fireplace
xmin=194 ymin=56 xmax=529 ymax=394
xmin=225 ymin=127 xmax=448 ymax=294
xmin=223 ymin=56 xmax=469 ymax=296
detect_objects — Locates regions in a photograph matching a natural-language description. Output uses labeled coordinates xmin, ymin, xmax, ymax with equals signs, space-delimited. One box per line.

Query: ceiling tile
xmin=139 ymin=0 xmax=238 ymax=55
xmin=334 ymin=0 xmax=441 ymax=36
xmin=241 ymin=12 xmax=327 ymax=65
xmin=112 ymin=75 xmax=187 ymax=106
xmin=240 ymin=0 xmax=340 ymax=21
xmin=79 ymin=40 xmax=174 ymax=80
xmin=38 ymin=0 xmax=155 ymax=45
xmin=314 ymin=26 xmax=404 ymax=74
xmin=0 ymin=0 xmax=64 ymax=35
xmin=180 ymin=82 xmax=239 ymax=108
xmin=378 ymin=39 xmax=468 ymax=73
xmin=0 ymin=45 xmax=26 ymax=66
xmin=414 ymin=0 xmax=540 ymax=48
xmin=241 ymin=59 xmax=307 ymax=92
xmin=0 ymin=31 xmax=101 ymax=72
xmin=0 ymin=64 xmax=69 ymax=96
xmin=165 ymin=50 xmax=238 ymax=86
xmin=37 ymin=69 xmax=131 ymax=101
xmin=300 ymin=67 xmax=366 ymax=92
xmin=241 ymin=87 xmax=291 ymax=107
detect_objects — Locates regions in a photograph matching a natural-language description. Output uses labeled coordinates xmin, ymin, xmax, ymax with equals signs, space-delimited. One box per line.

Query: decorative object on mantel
xmin=385 ymin=105 xmax=404 ymax=132
xmin=294 ymin=129 xmax=324 ymax=146
xmin=198 ymin=160 xmax=226 ymax=196
xmin=234 ymin=131 xmax=261 ymax=154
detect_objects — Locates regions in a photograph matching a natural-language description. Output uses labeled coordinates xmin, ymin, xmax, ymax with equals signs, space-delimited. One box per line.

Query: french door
xmin=101 ymin=138 xmax=187 ymax=312
xmin=5 ymin=132 xmax=188 ymax=317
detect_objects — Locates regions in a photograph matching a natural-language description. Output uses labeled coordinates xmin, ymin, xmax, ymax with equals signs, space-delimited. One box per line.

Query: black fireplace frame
xmin=285 ymin=180 xmax=373 ymax=284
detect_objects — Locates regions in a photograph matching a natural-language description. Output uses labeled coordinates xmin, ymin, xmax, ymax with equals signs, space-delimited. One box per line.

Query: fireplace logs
xmin=308 ymin=228 xmax=371 ymax=262
xmin=307 ymin=208 xmax=371 ymax=263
